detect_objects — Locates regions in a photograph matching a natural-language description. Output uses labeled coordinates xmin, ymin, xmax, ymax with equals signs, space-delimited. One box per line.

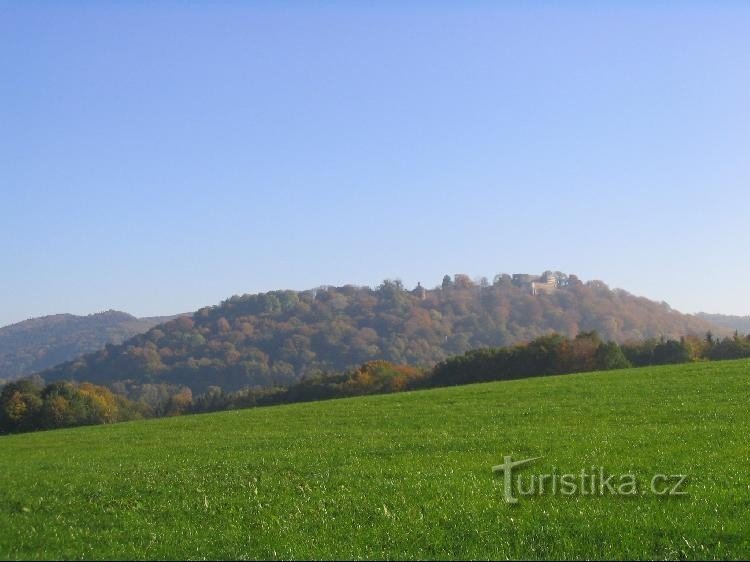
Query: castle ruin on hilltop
xmin=512 ymin=271 xmax=564 ymax=295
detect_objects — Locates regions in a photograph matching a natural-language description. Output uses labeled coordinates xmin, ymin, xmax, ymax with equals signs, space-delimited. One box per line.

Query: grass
xmin=1 ymin=359 xmax=749 ymax=560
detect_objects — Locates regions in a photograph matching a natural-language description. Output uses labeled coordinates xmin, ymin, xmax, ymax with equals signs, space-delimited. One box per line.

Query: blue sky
xmin=2 ymin=1 xmax=749 ymax=326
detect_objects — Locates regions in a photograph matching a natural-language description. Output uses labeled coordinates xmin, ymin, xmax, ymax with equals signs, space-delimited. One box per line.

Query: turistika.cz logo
xmin=492 ymin=455 xmax=688 ymax=504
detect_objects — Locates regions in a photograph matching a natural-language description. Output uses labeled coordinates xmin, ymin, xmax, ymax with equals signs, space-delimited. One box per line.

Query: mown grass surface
xmin=1 ymin=359 xmax=749 ymax=560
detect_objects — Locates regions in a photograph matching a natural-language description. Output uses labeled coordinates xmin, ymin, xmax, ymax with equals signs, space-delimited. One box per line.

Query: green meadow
xmin=1 ymin=359 xmax=748 ymax=560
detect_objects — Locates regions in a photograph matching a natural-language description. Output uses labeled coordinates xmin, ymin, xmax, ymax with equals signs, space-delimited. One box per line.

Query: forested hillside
xmin=40 ymin=273 xmax=719 ymax=393
xmin=0 ymin=311 xmax=175 ymax=382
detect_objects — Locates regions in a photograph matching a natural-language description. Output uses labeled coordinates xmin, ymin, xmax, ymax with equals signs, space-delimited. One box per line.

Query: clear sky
xmin=2 ymin=1 xmax=749 ymax=326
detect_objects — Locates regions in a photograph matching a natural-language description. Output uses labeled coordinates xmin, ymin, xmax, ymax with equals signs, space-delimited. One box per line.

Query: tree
xmin=165 ymin=388 xmax=193 ymax=416
xmin=705 ymin=331 xmax=714 ymax=345
xmin=453 ymin=274 xmax=474 ymax=289
xmin=652 ymin=339 xmax=691 ymax=365
xmin=595 ymin=342 xmax=632 ymax=370
xmin=493 ymin=274 xmax=512 ymax=287
xmin=40 ymin=395 xmax=74 ymax=428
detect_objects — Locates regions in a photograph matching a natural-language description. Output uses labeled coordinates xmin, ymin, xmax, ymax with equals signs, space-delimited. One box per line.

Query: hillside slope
xmin=41 ymin=272 xmax=720 ymax=393
xmin=1 ymin=359 xmax=748 ymax=559
xmin=0 ymin=311 xmax=176 ymax=382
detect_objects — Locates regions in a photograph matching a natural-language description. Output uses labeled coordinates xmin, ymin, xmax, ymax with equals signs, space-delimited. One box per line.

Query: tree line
xmin=0 ymin=379 xmax=145 ymax=434
xmin=189 ymin=330 xmax=750 ymax=412
xmin=4 ymin=329 xmax=748 ymax=434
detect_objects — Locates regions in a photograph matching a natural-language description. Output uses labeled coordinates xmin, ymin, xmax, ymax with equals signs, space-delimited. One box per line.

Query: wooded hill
xmin=39 ymin=272 xmax=719 ymax=394
xmin=0 ymin=311 xmax=175 ymax=383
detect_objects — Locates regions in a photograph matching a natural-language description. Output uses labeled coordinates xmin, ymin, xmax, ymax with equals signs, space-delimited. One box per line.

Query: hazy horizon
xmin=3 ymin=2 xmax=749 ymax=326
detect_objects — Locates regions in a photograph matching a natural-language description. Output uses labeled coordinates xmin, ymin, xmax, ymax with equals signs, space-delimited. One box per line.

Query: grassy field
xmin=1 ymin=359 xmax=749 ymax=560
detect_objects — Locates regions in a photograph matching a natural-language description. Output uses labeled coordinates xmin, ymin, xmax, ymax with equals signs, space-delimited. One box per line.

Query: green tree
xmin=595 ymin=342 xmax=632 ymax=370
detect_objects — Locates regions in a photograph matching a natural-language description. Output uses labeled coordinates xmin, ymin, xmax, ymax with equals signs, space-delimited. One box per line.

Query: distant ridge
xmin=39 ymin=272 xmax=725 ymax=394
xmin=0 ymin=310 xmax=180 ymax=382
xmin=696 ymin=312 xmax=750 ymax=335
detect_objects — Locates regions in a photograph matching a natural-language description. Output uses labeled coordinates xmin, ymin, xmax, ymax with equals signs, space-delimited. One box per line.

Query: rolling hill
xmin=0 ymin=311 xmax=177 ymax=383
xmin=1 ymin=359 xmax=747 ymax=559
xmin=39 ymin=272 xmax=720 ymax=393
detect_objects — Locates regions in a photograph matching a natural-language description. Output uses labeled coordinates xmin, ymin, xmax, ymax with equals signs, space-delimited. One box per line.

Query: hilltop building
xmin=531 ymin=274 xmax=558 ymax=295
xmin=513 ymin=271 xmax=562 ymax=295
